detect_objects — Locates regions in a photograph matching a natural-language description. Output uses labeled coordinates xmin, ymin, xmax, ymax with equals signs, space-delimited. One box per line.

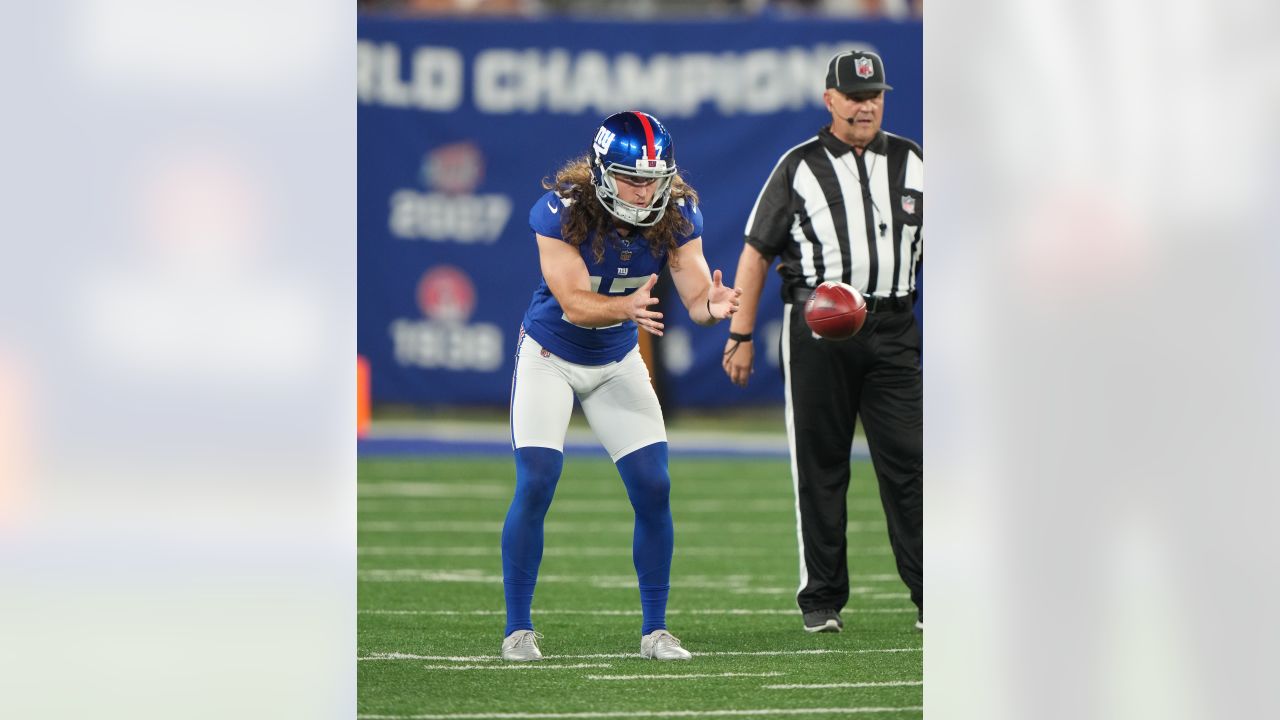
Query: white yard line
xmin=765 ymin=681 xmax=923 ymax=689
xmin=359 ymin=608 xmax=915 ymax=616
xmin=360 ymin=547 xmax=503 ymax=557
xmin=358 ymin=483 xmax=509 ymax=498
xmin=420 ymin=663 xmax=612 ymax=671
xmin=361 ymin=522 xmax=507 ymax=533
xmin=357 ymin=707 xmax=921 ymax=719
xmin=360 ymin=521 xmax=885 ymax=534
xmin=360 ymin=649 xmax=921 ymax=662
xmin=357 ymin=570 xmax=903 ymax=597
xmin=358 ymin=499 xmax=887 ymax=517
xmin=358 ymin=547 xmax=892 ymax=560
xmin=722 ymin=587 xmax=905 ymax=597
xmin=360 ymin=570 xmax=505 ymax=583
xmin=586 ymin=672 xmax=784 ymax=681
xmin=359 ymin=544 xmax=890 ymax=557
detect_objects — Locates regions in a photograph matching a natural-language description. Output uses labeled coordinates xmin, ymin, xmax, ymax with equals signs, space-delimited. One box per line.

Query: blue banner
xmin=358 ymin=16 xmax=922 ymax=408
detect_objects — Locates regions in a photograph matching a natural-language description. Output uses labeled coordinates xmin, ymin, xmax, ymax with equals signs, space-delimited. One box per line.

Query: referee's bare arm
xmin=722 ymin=244 xmax=770 ymax=387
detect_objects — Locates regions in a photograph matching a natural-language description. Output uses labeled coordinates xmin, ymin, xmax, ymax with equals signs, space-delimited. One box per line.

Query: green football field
xmin=358 ymin=455 xmax=922 ymax=719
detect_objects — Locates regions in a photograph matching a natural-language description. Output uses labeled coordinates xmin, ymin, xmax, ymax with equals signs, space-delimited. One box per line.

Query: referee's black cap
xmin=826 ymin=50 xmax=893 ymax=93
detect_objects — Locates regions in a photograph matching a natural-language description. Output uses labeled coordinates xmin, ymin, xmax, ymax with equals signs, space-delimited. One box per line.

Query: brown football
xmin=803 ymin=281 xmax=867 ymax=340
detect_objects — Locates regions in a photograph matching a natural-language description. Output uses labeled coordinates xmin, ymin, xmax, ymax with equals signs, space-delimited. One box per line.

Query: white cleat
xmin=501 ymin=630 xmax=544 ymax=661
xmin=640 ymin=629 xmax=692 ymax=661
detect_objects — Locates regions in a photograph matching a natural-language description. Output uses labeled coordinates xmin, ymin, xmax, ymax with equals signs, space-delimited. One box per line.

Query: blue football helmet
xmin=590 ymin=111 xmax=677 ymax=226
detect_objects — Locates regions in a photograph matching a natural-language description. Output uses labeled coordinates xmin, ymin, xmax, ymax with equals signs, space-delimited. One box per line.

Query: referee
xmin=722 ymin=50 xmax=923 ymax=634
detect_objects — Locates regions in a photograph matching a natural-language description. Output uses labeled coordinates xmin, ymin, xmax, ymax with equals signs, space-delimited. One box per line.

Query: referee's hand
xmin=722 ymin=338 xmax=753 ymax=388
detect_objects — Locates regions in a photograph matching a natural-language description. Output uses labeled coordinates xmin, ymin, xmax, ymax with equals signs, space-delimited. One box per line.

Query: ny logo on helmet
xmin=593 ymin=127 xmax=616 ymax=158
xmin=855 ymin=57 xmax=874 ymax=78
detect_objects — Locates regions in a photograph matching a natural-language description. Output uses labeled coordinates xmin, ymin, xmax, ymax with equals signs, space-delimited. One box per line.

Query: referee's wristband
xmin=728 ymin=331 xmax=753 ymax=342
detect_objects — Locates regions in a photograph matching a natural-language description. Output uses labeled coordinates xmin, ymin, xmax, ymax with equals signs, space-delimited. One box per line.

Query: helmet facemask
xmin=593 ymin=160 xmax=676 ymax=227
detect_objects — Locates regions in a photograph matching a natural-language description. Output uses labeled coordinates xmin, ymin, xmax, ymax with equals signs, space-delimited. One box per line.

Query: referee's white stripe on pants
xmin=781 ymin=305 xmax=808 ymax=600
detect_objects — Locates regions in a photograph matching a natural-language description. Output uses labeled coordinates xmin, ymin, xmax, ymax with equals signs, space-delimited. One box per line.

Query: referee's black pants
xmin=783 ymin=302 xmax=923 ymax=617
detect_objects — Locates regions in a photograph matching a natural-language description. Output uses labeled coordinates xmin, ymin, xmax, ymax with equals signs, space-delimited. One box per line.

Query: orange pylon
xmin=357 ymin=355 xmax=371 ymax=438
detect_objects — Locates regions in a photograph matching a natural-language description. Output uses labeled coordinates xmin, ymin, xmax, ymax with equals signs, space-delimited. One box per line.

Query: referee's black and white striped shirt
xmin=744 ymin=127 xmax=923 ymax=302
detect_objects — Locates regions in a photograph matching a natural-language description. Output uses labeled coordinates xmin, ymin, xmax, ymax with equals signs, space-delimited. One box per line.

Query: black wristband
xmin=706 ymin=297 xmax=714 ymax=321
xmin=729 ymin=331 xmax=753 ymax=342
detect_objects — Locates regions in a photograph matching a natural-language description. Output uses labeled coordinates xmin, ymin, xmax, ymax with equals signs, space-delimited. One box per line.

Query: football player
xmin=501 ymin=111 xmax=741 ymax=662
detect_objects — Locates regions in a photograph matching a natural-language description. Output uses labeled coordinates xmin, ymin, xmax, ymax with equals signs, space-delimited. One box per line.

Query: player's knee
xmin=630 ymin=471 xmax=671 ymax=508
xmin=514 ymin=446 xmax=564 ymax=510
xmin=617 ymin=442 xmax=671 ymax=514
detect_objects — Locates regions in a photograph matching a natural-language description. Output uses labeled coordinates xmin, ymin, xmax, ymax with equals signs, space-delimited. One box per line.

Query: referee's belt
xmin=789 ymin=286 xmax=914 ymax=313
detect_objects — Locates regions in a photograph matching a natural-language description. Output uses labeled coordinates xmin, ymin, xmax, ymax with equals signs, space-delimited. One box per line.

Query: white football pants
xmin=510 ymin=330 xmax=667 ymax=462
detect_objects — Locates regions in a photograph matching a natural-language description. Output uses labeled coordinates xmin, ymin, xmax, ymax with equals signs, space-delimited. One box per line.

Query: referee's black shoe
xmin=803 ymin=609 xmax=843 ymax=633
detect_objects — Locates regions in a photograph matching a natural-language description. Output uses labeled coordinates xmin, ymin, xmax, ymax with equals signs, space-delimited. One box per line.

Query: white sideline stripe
xmin=357 ymin=707 xmax=922 ymax=719
xmin=369 ymin=418 xmax=790 ymax=441
xmin=421 ymin=663 xmax=611 ymax=671
xmin=360 ymin=608 xmax=915 ymax=616
xmin=587 ymin=672 xmax=784 ymax=681
xmin=765 ymin=680 xmax=922 ymax=689
xmin=360 ymin=649 xmax=921 ymax=662
xmin=363 ymin=419 xmax=823 ymax=455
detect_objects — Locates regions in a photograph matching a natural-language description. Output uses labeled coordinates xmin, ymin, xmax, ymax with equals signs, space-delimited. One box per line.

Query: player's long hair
xmin=542 ymin=155 xmax=699 ymax=268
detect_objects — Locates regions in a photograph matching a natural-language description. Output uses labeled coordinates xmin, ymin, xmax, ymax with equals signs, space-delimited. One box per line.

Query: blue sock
xmin=501 ymin=446 xmax=563 ymax=636
xmin=616 ymin=442 xmax=673 ymax=636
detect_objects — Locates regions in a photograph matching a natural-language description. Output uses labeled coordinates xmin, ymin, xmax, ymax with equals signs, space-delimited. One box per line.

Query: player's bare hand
xmin=706 ymin=269 xmax=742 ymax=320
xmin=630 ymin=273 xmax=664 ymax=336
xmin=722 ymin=336 xmax=754 ymax=387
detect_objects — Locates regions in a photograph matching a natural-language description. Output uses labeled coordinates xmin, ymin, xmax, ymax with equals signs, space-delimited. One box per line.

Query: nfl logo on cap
xmin=826 ymin=50 xmax=894 ymax=93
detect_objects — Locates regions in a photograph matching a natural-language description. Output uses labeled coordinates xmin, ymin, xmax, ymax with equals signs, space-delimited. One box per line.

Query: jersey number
xmin=562 ymin=275 xmax=652 ymax=329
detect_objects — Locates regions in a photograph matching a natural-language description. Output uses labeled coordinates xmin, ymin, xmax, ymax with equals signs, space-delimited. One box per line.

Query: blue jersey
xmin=521 ymin=189 xmax=704 ymax=365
